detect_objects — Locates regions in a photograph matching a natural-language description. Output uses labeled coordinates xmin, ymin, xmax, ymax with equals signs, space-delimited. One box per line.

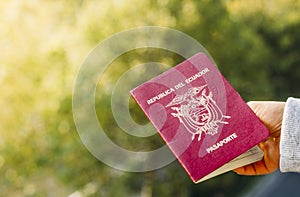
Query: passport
xmin=130 ymin=53 xmax=269 ymax=183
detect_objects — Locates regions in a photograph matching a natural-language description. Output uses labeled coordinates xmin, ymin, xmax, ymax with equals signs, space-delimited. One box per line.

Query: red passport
xmin=130 ymin=53 xmax=269 ymax=183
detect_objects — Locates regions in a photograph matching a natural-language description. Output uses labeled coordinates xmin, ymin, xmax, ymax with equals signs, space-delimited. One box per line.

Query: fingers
xmin=233 ymin=101 xmax=284 ymax=176
xmin=234 ymin=160 xmax=269 ymax=175
xmin=259 ymin=138 xmax=280 ymax=172
xmin=233 ymin=166 xmax=245 ymax=174
xmin=233 ymin=163 xmax=257 ymax=175
xmin=233 ymin=139 xmax=280 ymax=176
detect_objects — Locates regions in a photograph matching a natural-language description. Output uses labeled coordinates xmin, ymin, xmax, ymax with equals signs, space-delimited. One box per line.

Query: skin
xmin=234 ymin=101 xmax=286 ymax=175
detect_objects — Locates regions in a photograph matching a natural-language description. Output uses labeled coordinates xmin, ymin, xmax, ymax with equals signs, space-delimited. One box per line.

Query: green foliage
xmin=0 ymin=0 xmax=299 ymax=196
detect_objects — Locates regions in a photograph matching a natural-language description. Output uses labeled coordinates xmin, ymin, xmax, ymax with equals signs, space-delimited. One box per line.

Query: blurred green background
xmin=1 ymin=0 xmax=300 ymax=196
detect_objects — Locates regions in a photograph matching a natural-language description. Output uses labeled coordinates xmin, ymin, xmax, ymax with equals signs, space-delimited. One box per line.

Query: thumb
xmin=247 ymin=101 xmax=284 ymax=137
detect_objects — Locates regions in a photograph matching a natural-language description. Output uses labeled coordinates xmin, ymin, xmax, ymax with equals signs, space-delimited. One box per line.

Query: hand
xmin=233 ymin=101 xmax=285 ymax=175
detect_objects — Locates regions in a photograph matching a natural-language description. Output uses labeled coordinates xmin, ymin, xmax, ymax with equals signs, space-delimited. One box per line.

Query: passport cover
xmin=130 ymin=53 xmax=269 ymax=183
